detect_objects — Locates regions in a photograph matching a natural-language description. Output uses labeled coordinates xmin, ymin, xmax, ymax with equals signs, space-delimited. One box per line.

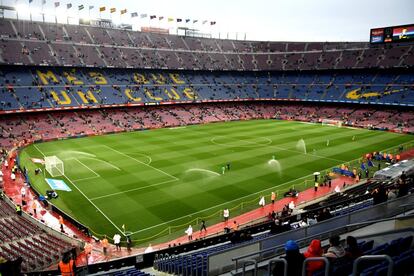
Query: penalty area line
xmin=63 ymin=174 xmax=126 ymax=236
xmin=72 ymin=158 xmax=100 ymax=177
xmin=89 ymin=178 xmax=179 ymax=201
xmin=33 ymin=144 xmax=124 ymax=236
xmin=103 ymin=145 xmax=179 ymax=181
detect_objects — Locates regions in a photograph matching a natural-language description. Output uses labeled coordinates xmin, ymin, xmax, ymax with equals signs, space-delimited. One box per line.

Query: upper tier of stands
xmin=1 ymin=67 xmax=414 ymax=113
xmin=0 ymin=19 xmax=413 ymax=70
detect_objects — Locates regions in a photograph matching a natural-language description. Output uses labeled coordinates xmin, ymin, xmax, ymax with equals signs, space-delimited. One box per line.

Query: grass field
xmin=19 ymin=120 xmax=413 ymax=244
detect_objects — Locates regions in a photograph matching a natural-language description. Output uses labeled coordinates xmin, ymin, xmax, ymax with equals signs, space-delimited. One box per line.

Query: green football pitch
xmin=18 ymin=120 xmax=413 ymax=244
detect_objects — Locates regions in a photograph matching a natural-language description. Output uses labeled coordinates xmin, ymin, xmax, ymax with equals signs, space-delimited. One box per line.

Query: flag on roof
xmin=168 ymin=17 xmax=174 ymax=22
xmin=150 ymin=15 xmax=156 ymax=19
xmin=159 ymin=16 xmax=164 ymax=20
xmin=176 ymin=18 xmax=182 ymax=22
xmin=202 ymin=20 xmax=208 ymax=24
xmin=120 ymin=9 xmax=127 ymax=15
xmin=54 ymin=2 xmax=60 ymax=7
xmin=210 ymin=21 xmax=216 ymax=25
xmin=78 ymin=5 xmax=84 ymax=10
xmin=89 ymin=5 xmax=94 ymax=10
xmin=185 ymin=19 xmax=190 ymax=23
xmin=193 ymin=19 xmax=198 ymax=24
xmin=110 ymin=7 xmax=116 ymax=13
xmin=66 ymin=3 xmax=72 ymax=9
xmin=42 ymin=0 xmax=46 ymax=5
xmin=131 ymin=12 xmax=138 ymax=18
xmin=140 ymin=13 xmax=147 ymax=18
xmin=29 ymin=0 xmax=33 ymax=4
xmin=99 ymin=6 xmax=105 ymax=12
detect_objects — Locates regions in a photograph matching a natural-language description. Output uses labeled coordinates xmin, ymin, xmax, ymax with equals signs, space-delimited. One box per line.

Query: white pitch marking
xmin=73 ymin=158 xmax=100 ymax=177
xmin=103 ymin=145 xmax=178 ymax=181
xmin=81 ymin=157 xmax=121 ymax=171
xmin=89 ymin=178 xmax=178 ymax=201
xmin=32 ymin=144 xmax=125 ymax=235
xmin=72 ymin=176 xmax=100 ymax=182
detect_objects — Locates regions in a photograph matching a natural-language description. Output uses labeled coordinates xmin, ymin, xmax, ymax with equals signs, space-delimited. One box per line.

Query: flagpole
xmin=41 ymin=0 xmax=45 ymax=22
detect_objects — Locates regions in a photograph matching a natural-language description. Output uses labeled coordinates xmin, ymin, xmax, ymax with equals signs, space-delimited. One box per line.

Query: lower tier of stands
xmin=1 ymin=102 xmax=413 ymax=150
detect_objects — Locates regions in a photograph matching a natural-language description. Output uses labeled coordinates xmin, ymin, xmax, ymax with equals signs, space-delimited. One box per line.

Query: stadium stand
xmin=0 ymin=19 xmax=413 ymax=70
xmin=153 ymin=176 xmax=414 ymax=275
xmin=0 ymin=16 xmax=413 ymax=275
xmin=0 ymin=197 xmax=79 ymax=273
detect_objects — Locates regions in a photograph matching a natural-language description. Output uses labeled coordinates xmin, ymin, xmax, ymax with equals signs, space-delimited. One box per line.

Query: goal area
xmin=321 ymin=119 xmax=343 ymax=127
xmin=45 ymin=156 xmax=64 ymax=177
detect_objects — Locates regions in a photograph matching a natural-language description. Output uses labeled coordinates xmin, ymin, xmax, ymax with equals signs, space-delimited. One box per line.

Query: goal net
xmin=45 ymin=156 xmax=64 ymax=177
xmin=321 ymin=119 xmax=343 ymax=127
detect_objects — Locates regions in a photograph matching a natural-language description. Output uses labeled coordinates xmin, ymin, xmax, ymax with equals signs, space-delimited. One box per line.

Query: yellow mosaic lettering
xmin=164 ymin=88 xmax=180 ymax=100
xmin=88 ymin=72 xmax=107 ymax=85
xmin=145 ymin=88 xmax=163 ymax=101
xmin=63 ymin=70 xmax=84 ymax=85
xmin=50 ymin=90 xmax=71 ymax=105
xmin=36 ymin=70 xmax=59 ymax=85
xmin=133 ymin=73 xmax=149 ymax=84
xmin=169 ymin=73 xmax=185 ymax=84
xmin=124 ymin=88 xmax=142 ymax=102
xmin=150 ymin=73 xmax=166 ymax=84
xmin=183 ymin=87 xmax=198 ymax=100
xmin=77 ymin=90 xmax=98 ymax=104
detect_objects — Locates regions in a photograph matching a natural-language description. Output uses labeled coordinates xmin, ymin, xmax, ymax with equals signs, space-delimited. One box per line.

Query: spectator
xmin=223 ymin=208 xmax=229 ymax=222
xmin=272 ymin=240 xmax=304 ymax=276
xmin=345 ymin=236 xmax=362 ymax=260
xmin=304 ymin=239 xmax=324 ymax=276
xmin=185 ymin=225 xmax=193 ymax=241
xmin=101 ymin=235 xmax=109 ymax=255
xmin=324 ymin=235 xmax=345 ymax=259
xmin=113 ymin=233 xmax=121 ymax=251
xmin=387 ymin=188 xmax=397 ymax=200
xmin=58 ymin=251 xmax=76 ymax=276
xmin=144 ymin=243 xmax=154 ymax=253
xmin=126 ymin=235 xmax=132 ymax=252
xmin=15 ymin=204 xmax=22 ymax=215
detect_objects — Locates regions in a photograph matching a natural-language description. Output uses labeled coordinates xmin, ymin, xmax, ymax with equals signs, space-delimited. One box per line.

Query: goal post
xmin=321 ymin=119 xmax=343 ymax=127
xmin=45 ymin=156 xmax=64 ymax=177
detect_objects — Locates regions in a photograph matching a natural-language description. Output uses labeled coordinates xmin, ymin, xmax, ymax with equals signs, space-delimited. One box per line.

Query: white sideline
xmin=103 ymin=145 xmax=179 ymax=181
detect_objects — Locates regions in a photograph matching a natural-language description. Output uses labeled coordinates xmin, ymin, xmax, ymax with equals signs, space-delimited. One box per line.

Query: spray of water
xmin=296 ymin=139 xmax=307 ymax=154
xmin=185 ymin=168 xmax=221 ymax=177
xmin=268 ymin=159 xmax=282 ymax=175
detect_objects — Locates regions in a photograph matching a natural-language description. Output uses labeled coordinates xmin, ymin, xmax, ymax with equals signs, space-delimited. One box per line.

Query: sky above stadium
xmin=3 ymin=0 xmax=414 ymax=42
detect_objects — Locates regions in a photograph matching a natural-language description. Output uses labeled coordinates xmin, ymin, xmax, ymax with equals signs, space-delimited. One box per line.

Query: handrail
xmin=242 ymin=260 xmax=257 ymax=276
xmin=231 ymin=200 xmax=414 ymax=263
xmin=352 ymin=255 xmax=394 ymax=276
xmin=302 ymin=257 xmax=330 ymax=276
xmin=268 ymin=259 xmax=287 ymax=276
